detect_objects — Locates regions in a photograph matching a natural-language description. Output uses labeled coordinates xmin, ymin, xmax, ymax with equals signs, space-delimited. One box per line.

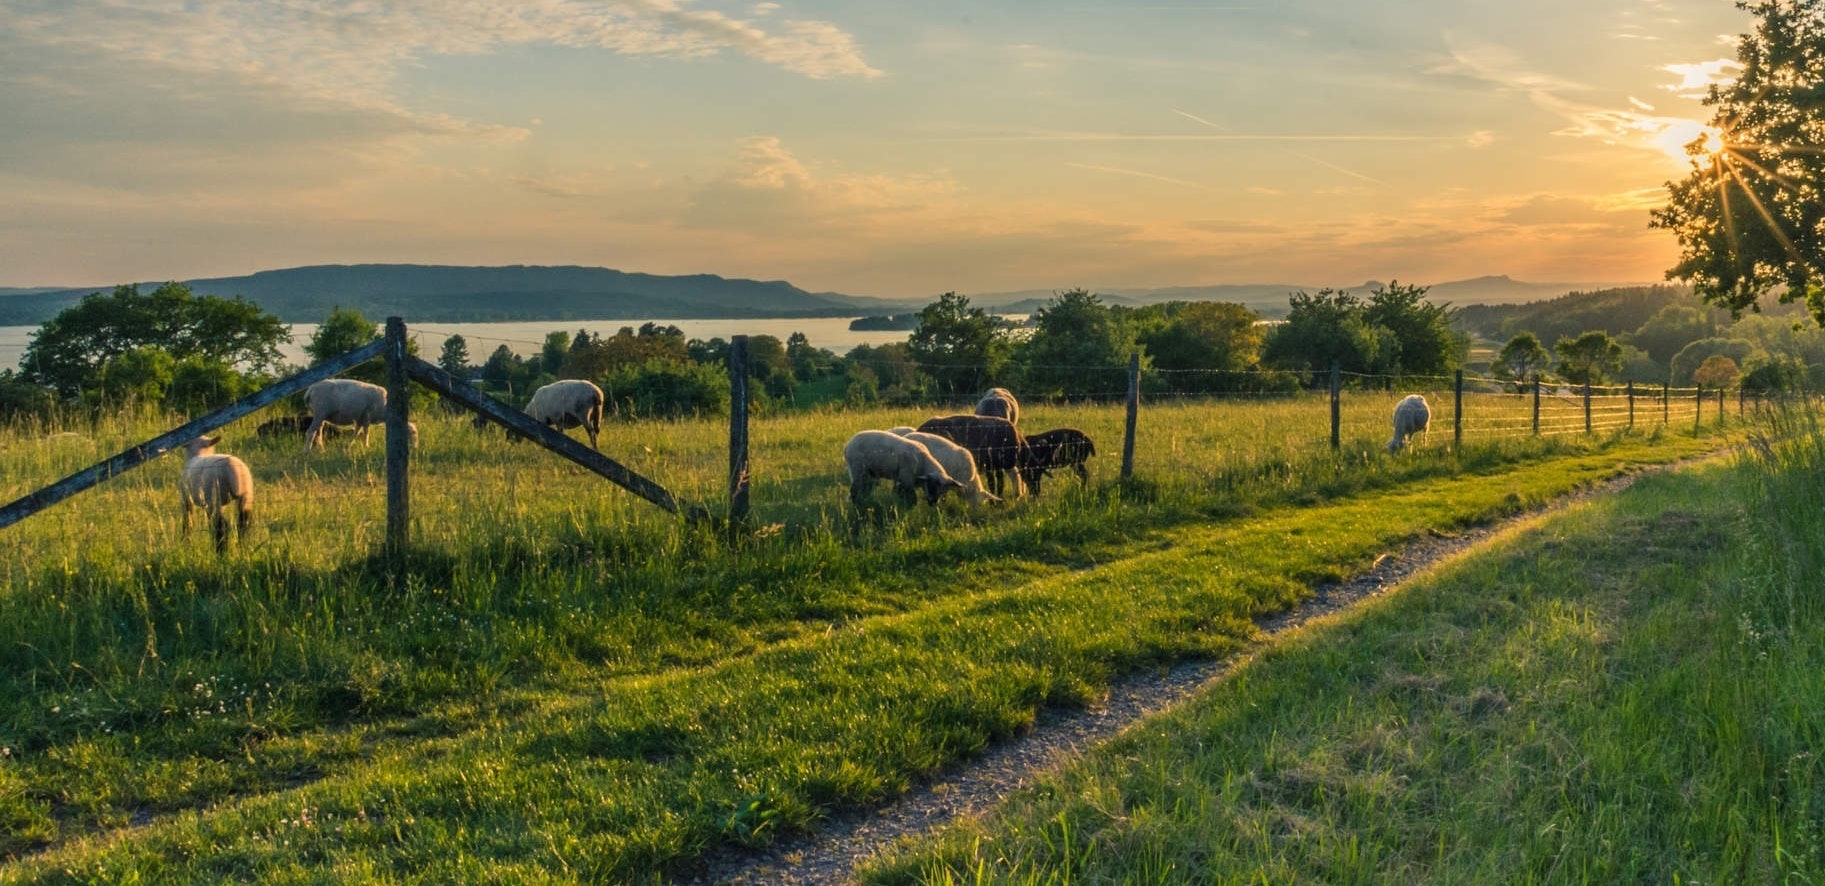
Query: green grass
xmin=0 ymin=392 xmax=1739 ymax=879
xmin=861 ymin=417 xmax=1825 ymax=884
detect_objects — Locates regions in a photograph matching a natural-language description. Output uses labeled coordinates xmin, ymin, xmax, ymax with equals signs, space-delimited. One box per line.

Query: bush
xmin=601 ymin=360 xmax=730 ymax=420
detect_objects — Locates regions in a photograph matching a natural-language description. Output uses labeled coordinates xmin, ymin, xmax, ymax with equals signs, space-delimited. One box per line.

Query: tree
xmin=1693 ymin=354 xmax=1743 ymax=389
xmin=1017 ymin=289 xmax=1138 ymax=398
xmin=21 ymin=282 xmax=289 ymax=398
xmin=1136 ymin=301 xmax=1269 ymax=393
xmin=438 ymin=335 xmax=472 ymax=377
xmin=305 ymin=305 xmax=378 ymax=366
xmin=1630 ymin=304 xmax=1717 ymax=365
xmin=1671 ymin=337 xmax=1761 ymax=384
xmin=1553 ymin=331 xmax=1625 ymax=385
xmin=539 ymin=331 xmax=571 ymax=376
xmin=1493 ymin=332 xmax=1552 ymax=387
xmin=1261 ymin=288 xmax=1395 ymax=383
xmin=1362 ymin=281 xmax=1462 ymax=377
xmin=1652 ymin=0 xmax=1825 ymax=322
xmin=906 ymin=293 xmax=1010 ymax=402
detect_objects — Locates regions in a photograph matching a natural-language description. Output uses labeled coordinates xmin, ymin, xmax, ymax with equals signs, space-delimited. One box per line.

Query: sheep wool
xmin=891 ymin=429 xmax=1002 ymax=505
xmin=1388 ymin=394 xmax=1432 ymax=453
xmin=180 ymin=436 xmax=254 ymax=552
xmin=521 ymin=379 xmax=605 ymax=450
xmin=844 ymin=430 xmax=964 ymax=507
xmin=303 ymin=379 xmax=416 ymax=450
xmin=974 ymin=387 xmax=1020 ymax=426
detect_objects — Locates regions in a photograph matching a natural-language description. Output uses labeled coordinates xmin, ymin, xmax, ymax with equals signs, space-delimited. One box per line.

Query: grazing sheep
xmin=1022 ymin=428 xmax=1096 ymax=495
xmin=255 ymin=413 xmax=346 ymax=443
xmin=915 ymin=414 xmax=1033 ymax=498
xmin=180 ymin=436 xmax=254 ymax=552
xmin=1388 ymin=394 xmax=1431 ymax=453
xmin=890 ymin=428 xmax=1002 ymax=505
xmin=974 ymin=387 xmax=1020 ymax=426
xmin=303 ymin=379 xmax=416 ymax=451
xmin=844 ymin=430 xmax=965 ymax=507
xmin=515 ymin=379 xmax=606 ymax=450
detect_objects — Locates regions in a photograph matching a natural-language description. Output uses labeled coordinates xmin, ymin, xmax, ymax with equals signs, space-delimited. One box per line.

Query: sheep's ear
xmin=200 ymin=435 xmax=218 ymax=447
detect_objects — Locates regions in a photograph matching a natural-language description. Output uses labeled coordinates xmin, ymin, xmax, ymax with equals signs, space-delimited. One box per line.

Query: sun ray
xmin=1715 ymin=160 xmax=1742 ymax=268
xmin=1722 ymin=148 xmax=1804 ymax=192
xmin=1722 ymin=161 xmax=1807 ymax=269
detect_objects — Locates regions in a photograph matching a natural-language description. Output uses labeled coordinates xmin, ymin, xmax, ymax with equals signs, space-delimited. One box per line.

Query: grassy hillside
xmin=866 ymin=422 xmax=1825 ymax=883
xmin=0 ymin=395 xmax=1745 ymax=879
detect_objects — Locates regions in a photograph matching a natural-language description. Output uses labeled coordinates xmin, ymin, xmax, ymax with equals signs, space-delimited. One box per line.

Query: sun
xmin=1700 ymin=127 xmax=1726 ymax=156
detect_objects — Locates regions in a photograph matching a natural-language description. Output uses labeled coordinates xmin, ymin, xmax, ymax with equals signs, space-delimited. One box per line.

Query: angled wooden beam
xmin=401 ymin=356 xmax=700 ymax=519
xmin=0 ymin=339 xmax=388 ymax=531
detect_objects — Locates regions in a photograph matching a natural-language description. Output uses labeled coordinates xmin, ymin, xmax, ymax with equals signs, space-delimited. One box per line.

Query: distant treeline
xmin=849 ymin=314 xmax=921 ymax=331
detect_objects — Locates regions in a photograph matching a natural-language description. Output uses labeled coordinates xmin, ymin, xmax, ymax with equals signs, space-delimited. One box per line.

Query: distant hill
xmin=968 ymin=276 xmax=1640 ymax=318
xmin=0 ymin=264 xmax=919 ymax=326
xmin=1456 ymin=284 xmax=1700 ymax=344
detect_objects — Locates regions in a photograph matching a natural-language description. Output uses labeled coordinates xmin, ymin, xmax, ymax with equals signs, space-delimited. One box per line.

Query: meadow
xmin=0 ymin=385 xmax=1738 ymax=880
xmin=862 ymin=414 xmax=1825 ymax=884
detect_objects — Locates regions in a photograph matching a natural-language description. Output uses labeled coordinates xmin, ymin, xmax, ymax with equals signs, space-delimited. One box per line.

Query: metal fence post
xmin=1532 ymin=374 xmax=1541 ymax=436
xmin=1329 ymin=360 xmax=1341 ymax=451
xmin=384 ymin=316 xmax=410 ymax=556
xmin=1454 ymin=369 xmax=1463 ymax=449
xmin=1121 ymin=352 xmax=1139 ymax=479
xmin=728 ymin=335 xmax=750 ymax=524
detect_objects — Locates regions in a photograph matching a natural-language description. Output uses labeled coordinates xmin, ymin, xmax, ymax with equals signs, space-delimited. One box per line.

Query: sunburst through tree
xmin=1652 ymin=0 xmax=1825 ymax=322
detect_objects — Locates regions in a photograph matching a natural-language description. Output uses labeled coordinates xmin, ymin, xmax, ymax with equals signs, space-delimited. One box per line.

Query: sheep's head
xmin=918 ymin=472 xmax=967 ymax=505
xmin=183 ymin=436 xmax=219 ymax=460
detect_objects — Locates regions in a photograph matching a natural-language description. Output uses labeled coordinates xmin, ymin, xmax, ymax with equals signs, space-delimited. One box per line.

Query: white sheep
xmin=180 ymin=435 xmax=254 ymax=552
xmin=519 ymin=379 xmax=605 ymax=450
xmin=1388 ymin=394 xmax=1432 ymax=452
xmin=302 ymin=379 xmax=417 ymax=451
xmin=844 ymin=430 xmax=965 ymax=507
xmin=891 ymin=428 xmax=1002 ymax=505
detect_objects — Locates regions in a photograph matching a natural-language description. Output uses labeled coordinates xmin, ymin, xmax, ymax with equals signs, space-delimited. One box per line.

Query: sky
xmin=0 ymin=0 xmax=1751 ymax=299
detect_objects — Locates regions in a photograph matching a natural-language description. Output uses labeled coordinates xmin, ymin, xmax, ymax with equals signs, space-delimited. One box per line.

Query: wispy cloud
xmin=1066 ymin=163 xmax=1215 ymax=191
xmin=1660 ymin=58 xmax=1740 ymax=98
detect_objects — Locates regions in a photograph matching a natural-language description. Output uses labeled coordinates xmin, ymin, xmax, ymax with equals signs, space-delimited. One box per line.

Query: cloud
xmin=681 ymin=136 xmax=959 ymax=232
xmin=1065 ymin=163 xmax=1215 ymax=191
xmin=1660 ymin=58 xmax=1740 ymax=98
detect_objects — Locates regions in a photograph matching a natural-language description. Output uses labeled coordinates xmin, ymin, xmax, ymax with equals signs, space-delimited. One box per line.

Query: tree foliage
xmin=1652 ymin=0 xmax=1825 ymax=321
xmin=1017 ymin=289 xmax=1138 ymax=398
xmin=1262 ymin=289 xmax=1394 ymax=383
xmin=1693 ymin=354 xmax=1743 ymax=388
xmin=1493 ymin=332 xmax=1552 ymax=386
xmin=906 ymin=293 xmax=1010 ymax=402
xmin=1362 ymin=281 xmax=1462 ymax=377
xmin=20 ymin=282 xmax=289 ymax=399
xmin=1553 ymin=331 xmax=1625 ymax=385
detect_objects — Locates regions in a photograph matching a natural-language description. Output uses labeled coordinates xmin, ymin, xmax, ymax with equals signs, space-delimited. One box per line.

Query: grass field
xmin=0 ymin=388 xmax=1745 ymax=879
xmin=863 ymin=417 xmax=1825 ymax=884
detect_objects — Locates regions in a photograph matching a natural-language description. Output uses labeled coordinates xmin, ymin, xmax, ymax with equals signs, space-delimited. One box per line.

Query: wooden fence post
xmin=1329 ymin=360 xmax=1341 ymax=451
xmin=1454 ymin=370 xmax=1463 ymax=449
xmin=1627 ymin=381 xmax=1635 ymax=430
xmin=384 ymin=317 xmax=411 ymax=556
xmin=1737 ymin=385 xmax=1745 ymax=418
xmin=1121 ymin=352 xmax=1139 ymax=479
xmin=728 ymin=335 xmax=750 ymax=524
xmin=1583 ymin=383 xmax=1593 ymax=434
xmin=1695 ymin=385 xmax=1703 ymax=434
xmin=1662 ymin=381 xmax=1669 ymax=426
xmin=1532 ymin=374 xmax=1541 ymax=436
xmin=1719 ymin=388 xmax=1727 ymax=426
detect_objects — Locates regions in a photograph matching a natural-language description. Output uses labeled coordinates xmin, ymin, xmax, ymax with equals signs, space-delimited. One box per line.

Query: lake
xmin=0 ymin=317 xmax=921 ymax=373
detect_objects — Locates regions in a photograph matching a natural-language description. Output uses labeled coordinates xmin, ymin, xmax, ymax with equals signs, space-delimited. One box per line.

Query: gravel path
xmin=694 ymin=467 xmax=1663 ymax=885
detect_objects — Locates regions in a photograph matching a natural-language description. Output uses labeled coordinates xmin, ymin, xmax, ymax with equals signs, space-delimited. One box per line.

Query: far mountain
xmin=967 ymin=276 xmax=1645 ymax=318
xmin=0 ymin=264 xmax=918 ymax=326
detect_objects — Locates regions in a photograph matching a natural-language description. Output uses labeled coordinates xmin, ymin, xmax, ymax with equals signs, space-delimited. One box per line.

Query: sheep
xmin=1388 ymin=394 xmax=1431 ymax=452
xmin=256 ymin=413 xmax=345 ymax=443
xmin=515 ymin=379 xmax=605 ymax=450
xmin=180 ymin=436 xmax=254 ymax=552
xmin=303 ymin=379 xmax=417 ymax=451
xmin=1021 ymin=428 xmax=1096 ymax=495
xmin=890 ymin=428 xmax=1002 ymax=505
xmin=844 ymin=430 xmax=965 ymax=507
xmin=915 ymin=414 xmax=1033 ymax=498
xmin=974 ymin=387 xmax=1020 ymax=426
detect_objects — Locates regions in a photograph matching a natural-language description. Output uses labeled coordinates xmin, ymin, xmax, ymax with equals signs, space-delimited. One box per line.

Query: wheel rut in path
xmin=697 ymin=465 xmax=1674 ymax=885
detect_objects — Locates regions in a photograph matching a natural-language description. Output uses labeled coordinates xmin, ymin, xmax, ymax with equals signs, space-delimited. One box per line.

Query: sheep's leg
xmin=1074 ymin=463 xmax=1089 ymax=484
xmin=237 ymin=498 xmax=253 ymax=541
xmin=849 ymin=479 xmax=871 ymax=507
xmin=181 ymin=496 xmax=192 ymax=539
xmin=303 ymin=419 xmax=322 ymax=451
xmin=211 ymin=508 xmax=229 ymax=553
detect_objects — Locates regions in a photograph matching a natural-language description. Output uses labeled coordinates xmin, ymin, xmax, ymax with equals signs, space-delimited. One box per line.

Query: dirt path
xmin=696 ymin=464 xmax=1681 ymax=885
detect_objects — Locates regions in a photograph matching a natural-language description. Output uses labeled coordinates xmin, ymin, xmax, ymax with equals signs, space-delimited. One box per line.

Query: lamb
xmin=1388 ymin=394 xmax=1431 ymax=452
xmin=890 ymin=428 xmax=1002 ymax=505
xmin=303 ymin=379 xmax=416 ymax=451
xmin=516 ymin=379 xmax=605 ymax=450
xmin=915 ymin=414 xmax=1033 ymax=498
xmin=974 ymin=387 xmax=1020 ymax=426
xmin=1021 ymin=428 xmax=1096 ymax=495
xmin=179 ymin=436 xmax=254 ymax=552
xmin=844 ymin=430 xmax=965 ymax=507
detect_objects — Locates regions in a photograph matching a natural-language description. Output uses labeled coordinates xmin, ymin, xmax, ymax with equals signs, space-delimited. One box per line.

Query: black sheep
xmin=915 ymin=414 xmax=1033 ymax=498
xmin=1022 ymin=427 xmax=1096 ymax=495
